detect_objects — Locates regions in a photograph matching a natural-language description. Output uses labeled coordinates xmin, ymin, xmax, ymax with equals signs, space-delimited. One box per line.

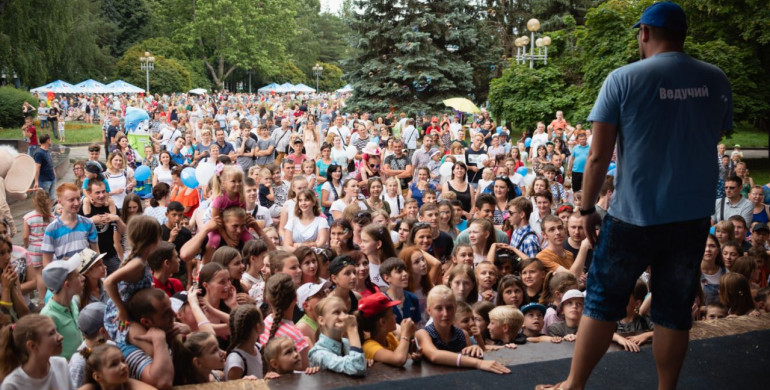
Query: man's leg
xmin=559 ymin=317 xmax=616 ymax=389
xmin=652 ymin=326 xmax=689 ymax=390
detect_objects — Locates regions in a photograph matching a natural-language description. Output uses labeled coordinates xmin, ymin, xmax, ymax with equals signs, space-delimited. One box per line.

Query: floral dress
xmin=103 ymin=263 xmax=154 ymax=344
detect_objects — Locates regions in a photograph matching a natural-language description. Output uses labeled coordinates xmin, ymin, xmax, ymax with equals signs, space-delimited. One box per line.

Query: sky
xmin=320 ymin=0 xmax=343 ymax=14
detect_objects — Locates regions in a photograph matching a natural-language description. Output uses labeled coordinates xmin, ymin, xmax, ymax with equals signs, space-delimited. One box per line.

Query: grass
xmin=0 ymin=122 xmax=103 ymax=145
xmin=748 ymin=158 xmax=770 ymax=186
xmin=721 ymin=123 xmax=768 ymax=148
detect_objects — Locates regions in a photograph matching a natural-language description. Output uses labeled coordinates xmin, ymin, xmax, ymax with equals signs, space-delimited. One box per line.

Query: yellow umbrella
xmin=443 ymin=97 xmax=481 ymax=114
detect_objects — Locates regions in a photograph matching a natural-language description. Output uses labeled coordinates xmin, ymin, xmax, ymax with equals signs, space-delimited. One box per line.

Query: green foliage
xmin=345 ymin=0 xmax=494 ymax=115
xmin=0 ymin=0 xmax=115 ymax=87
xmin=121 ymin=38 xmax=210 ymax=90
xmin=272 ymin=63 xmax=308 ymax=85
xmin=489 ymin=0 xmax=770 ymax=135
xmin=315 ymin=62 xmax=345 ymax=92
xmin=114 ymin=48 xmax=191 ymax=94
xmin=101 ymin=0 xmax=153 ymax=56
xmin=0 ymin=87 xmax=37 ymax=128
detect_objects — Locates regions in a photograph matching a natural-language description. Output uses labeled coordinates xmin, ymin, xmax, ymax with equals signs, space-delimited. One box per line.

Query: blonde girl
xmin=414 ymin=286 xmax=510 ymax=374
xmin=307 ymin=296 xmax=366 ymax=376
xmin=258 ymin=273 xmax=309 ymax=370
xmin=264 ymin=336 xmax=319 ymax=377
xmin=475 ymin=261 xmax=498 ymax=302
xmin=0 ymin=314 xmax=71 ymax=388
xmin=477 ymin=168 xmax=494 ymax=193
xmin=713 ymin=220 xmax=735 ymax=248
xmin=382 ymin=177 xmax=405 ymax=220
xmin=302 ymin=159 xmax=317 ymax=189
xmin=207 ymin=165 xmax=251 ymax=248
xmin=79 ymin=344 xmax=154 ymax=390
xmin=22 ymin=189 xmax=53 ymax=299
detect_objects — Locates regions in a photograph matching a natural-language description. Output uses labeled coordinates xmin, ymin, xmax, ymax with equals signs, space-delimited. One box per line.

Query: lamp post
xmin=139 ymin=51 xmax=155 ymax=94
xmin=514 ymin=19 xmax=551 ymax=68
xmin=312 ymin=63 xmax=323 ymax=92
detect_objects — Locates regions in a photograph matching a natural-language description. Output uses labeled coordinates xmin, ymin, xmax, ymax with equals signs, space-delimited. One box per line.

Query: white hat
xmin=297 ymin=281 xmax=332 ymax=308
xmin=558 ymin=289 xmax=585 ymax=311
xmin=43 ymin=256 xmax=82 ymax=293
xmin=362 ymin=142 xmax=381 ymax=157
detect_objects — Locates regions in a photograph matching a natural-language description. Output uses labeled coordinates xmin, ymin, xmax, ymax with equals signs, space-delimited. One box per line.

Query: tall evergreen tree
xmin=345 ymin=0 xmax=491 ymax=115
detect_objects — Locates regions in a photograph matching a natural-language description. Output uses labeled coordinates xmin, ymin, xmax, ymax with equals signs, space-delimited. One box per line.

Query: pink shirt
xmin=259 ymin=314 xmax=309 ymax=351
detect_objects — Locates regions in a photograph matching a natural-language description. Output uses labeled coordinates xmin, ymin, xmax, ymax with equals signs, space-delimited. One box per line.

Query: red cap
xmin=357 ymin=292 xmax=401 ymax=318
xmin=431 ymin=116 xmax=439 ymax=122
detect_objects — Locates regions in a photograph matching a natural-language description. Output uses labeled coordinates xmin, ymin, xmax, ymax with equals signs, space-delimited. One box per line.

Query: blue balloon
xmin=516 ymin=166 xmax=528 ymax=176
xmin=134 ymin=165 xmax=151 ymax=182
xmin=608 ymin=162 xmax=617 ymax=171
xmin=124 ymin=107 xmax=150 ymax=133
xmin=709 ymin=225 xmax=715 ymax=235
xmin=607 ymin=168 xmax=617 ymax=176
xmin=181 ymin=167 xmax=199 ymax=189
xmin=524 ymin=137 xmax=532 ymax=148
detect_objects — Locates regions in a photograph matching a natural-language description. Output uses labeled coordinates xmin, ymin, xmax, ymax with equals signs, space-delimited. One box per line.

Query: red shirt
xmin=27 ymin=125 xmax=38 ymax=146
xmin=153 ymin=276 xmax=184 ymax=297
xmin=425 ymin=125 xmax=441 ymax=135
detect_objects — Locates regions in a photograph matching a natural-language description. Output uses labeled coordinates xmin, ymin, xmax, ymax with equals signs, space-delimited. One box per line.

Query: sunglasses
xmin=368 ymin=164 xmax=380 ymax=169
xmin=724 ymin=186 xmax=737 ymax=190
xmin=354 ymin=211 xmax=372 ymax=220
xmin=413 ymin=222 xmax=431 ymax=230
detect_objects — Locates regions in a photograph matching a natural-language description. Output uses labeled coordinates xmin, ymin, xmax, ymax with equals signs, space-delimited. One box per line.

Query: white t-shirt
xmin=283 ymin=199 xmax=297 ymax=223
xmin=402 ymin=126 xmax=419 ymax=149
xmin=321 ymin=182 xmax=342 ymax=204
xmin=368 ymin=262 xmax=389 ymax=289
xmin=154 ymin=166 xmax=173 ymax=187
xmin=225 ymin=347 xmax=264 ymax=379
xmin=450 ymin=122 xmax=463 ymax=140
xmin=330 ymin=199 xmax=367 ymax=215
xmin=531 ymin=132 xmax=549 ymax=151
xmin=381 ymin=193 xmax=404 ymax=218
xmin=328 ymin=125 xmax=351 ymax=144
xmin=285 ymin=216 xmax=329 ymax=244
xmin=248 ymin=205 xmax=273 ymax=228
xmin=1 ymin=356 xmax=73 ymax=390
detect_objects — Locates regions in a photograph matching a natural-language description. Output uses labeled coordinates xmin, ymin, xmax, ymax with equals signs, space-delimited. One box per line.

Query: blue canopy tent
xmin=30 ymin=80 xmax=75 ymax=94
xmin=276 ymin=82 xmax=295 ymax=93
xmin=293 ymin=83 xmax=316 ymax=93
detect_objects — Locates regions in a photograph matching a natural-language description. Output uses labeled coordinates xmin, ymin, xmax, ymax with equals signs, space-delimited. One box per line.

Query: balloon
xmin=516 ymin=166 xmax=528 ymax=176
xmin=608 ymin=162 xmax=617 ymax=171
xmin=525 ymin=137 xmax=532 ymax=148
xmin=181 ymin=167 xmax=199 ymax=189
xmin=196 ymin=163 xmax=216 ymax=187
xmin=345 ymin=145 xmax=358 ymax=160
xmin=134 ymin=165 xmax=151 ymax=182
xmin=124 ymin=107 xmax=150 ymax=133
xmin=607 ymin=168 xmax=617 ymax=177
xmin=439 ymin=162 xmax=454 ymax=180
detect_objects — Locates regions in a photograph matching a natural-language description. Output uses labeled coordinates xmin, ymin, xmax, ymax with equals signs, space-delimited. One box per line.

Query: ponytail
xmin=265 ymin=274 xmax=296 ymax=341
xmin=0 ymin=315 xmax=51 ymax=382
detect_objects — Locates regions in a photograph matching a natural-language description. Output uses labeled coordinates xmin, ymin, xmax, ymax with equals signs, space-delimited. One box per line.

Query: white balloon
xmin=196 ymin=163 xmax=216 ymax=188
xmin=439 ymin=162 xmax=454 ymax=180
xmin=345 ymin=145 xmax=358 ymax=160
xmin=522 ymin=172 xmax=536 ymax=188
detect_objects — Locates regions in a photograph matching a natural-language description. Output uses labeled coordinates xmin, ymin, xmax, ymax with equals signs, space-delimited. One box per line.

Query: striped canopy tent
xmin=30 ymin=80 xmax=75 ymax=94
xmin=105 ymin=80 xmax=145 ymax=94
xmin=73 ymin=79 xmax=108 ymax=94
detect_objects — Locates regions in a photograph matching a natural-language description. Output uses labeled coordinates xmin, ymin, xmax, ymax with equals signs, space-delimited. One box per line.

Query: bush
xmin=114 ymin=48 xmax=191 ymax=94
xmin=0 ymin=87 xmax=37 ymax=128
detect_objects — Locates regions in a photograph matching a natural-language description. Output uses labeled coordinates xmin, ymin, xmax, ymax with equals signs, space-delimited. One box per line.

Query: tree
xmin=272 ymin=63 xmax=307 ymax=85
xmin=170 ymin=0 xmax=298 ymax=89
xmin=345 ymin=0 xmax=491 ymax=115
xmin=316 ymin=62 xmax=345 ymax=92
xmin=102 ymin=0 xmax=153 ymax=56
xmin=122 ymin=38 xmax=210 ymax=90
xmin=114 ymin=47 xmax=191 ymax=94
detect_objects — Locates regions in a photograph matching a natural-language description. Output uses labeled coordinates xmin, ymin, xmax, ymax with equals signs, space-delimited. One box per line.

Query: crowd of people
xmin=1 ymin=83 xmax=767 ymax=389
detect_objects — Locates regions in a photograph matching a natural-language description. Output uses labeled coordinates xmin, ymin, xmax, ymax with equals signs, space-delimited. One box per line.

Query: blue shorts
xmin=583 ymin=215 xmax=710 ymax=331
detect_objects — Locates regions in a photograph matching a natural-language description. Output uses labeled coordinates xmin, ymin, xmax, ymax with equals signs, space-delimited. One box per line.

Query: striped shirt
xmin=259 ymin=314 xmax=309 ymax=352
xmin=24 ymin=211 xmax=53 ymax=257
xmin=41 ymin=215 xmax=97 ymax=261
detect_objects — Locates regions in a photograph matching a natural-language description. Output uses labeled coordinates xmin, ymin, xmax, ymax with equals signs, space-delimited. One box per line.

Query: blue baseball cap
xmin=632 ymin=2 xmax=687 ymax=31
xmin=520 ymin=302 xmax=547 ymax=315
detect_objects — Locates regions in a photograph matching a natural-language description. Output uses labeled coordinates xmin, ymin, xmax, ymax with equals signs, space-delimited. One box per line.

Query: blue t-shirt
xmin=386 ymin=290 xmax=421 ymax=325
xmin=34 ymin=148 xmax=56 ymax=182
xmin=570 ymin=144 xmax=590 ymax=173
xmin=587 ymin=52 xmax=732 ymax=226
xmin=170 ymin=151 xmax=186 ymax=166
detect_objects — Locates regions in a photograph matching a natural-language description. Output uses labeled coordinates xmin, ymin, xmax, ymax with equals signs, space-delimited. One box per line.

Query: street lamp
xmin=139 ymin=51 xmax=155 ymax=94
xmin=312 ymin=63 xmax=323 ymax=92
xmin=514 ymin=18 xmax=551 ymax=68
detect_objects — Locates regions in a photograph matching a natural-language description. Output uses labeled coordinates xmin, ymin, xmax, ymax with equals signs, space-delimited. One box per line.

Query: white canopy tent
xmin=105 ymin=80 xmax=145 ymax=94
xmin=258 ymin=83 xmax=279 ymax=93
xmin=292 ymin=83 xmax=316 ymax=93
xmin=30 ymin=80 xmax=76 ymax=94
xmin=335 ymin=84 xmax=353 ymax=93
xmin=276 ymin=82 xmax=295 ymax=93
xmin=73 ymin=79 xmax=108 ymax=94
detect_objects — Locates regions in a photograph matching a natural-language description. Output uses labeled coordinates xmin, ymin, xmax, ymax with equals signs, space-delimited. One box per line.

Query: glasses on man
xmin=724 ymin=186 xmax=737 ymax=190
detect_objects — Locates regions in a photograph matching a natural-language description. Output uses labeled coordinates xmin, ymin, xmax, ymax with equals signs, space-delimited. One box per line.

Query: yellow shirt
xmin=363 ymin=332 xmax=399 ymax=360
xmin=536 ymin=248 xmax=574 ymax=272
